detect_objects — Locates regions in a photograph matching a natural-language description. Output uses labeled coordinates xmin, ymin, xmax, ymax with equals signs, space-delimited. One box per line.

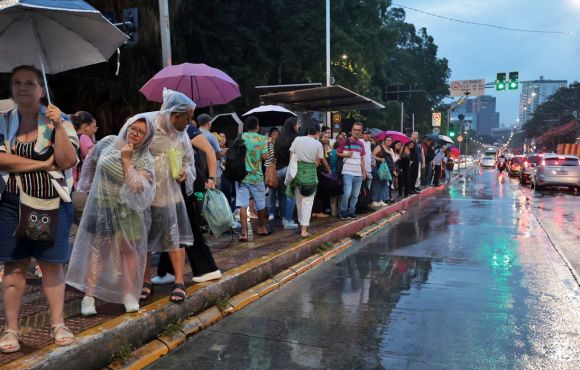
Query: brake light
xmin=558 ymin=156 xmax=565 ymax=160
xmin=541 ymin=160 xmax=546 ymax=166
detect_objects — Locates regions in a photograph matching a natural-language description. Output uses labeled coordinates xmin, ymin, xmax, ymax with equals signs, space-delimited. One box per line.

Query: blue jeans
xmin=425 ymin=162 xmax=433 ymax=186
xmin=371 ymin=175 xmax=390 ymax=202
xmin=445 ymin=169 xmax=453 ymax=184
xmin=269 ymin=166 xmax=295 ymax=220
xmin=340 ymin=174 xmax=362 ymax=215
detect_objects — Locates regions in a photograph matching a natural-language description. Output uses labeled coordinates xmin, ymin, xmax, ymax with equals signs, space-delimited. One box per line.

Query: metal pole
xmin=400 ymin=101 xmax=404 ymax=132
xmin=325 ymin=0 xmax=331 ymax=130
xmin=159 ymin=0 xmax=172 ymax=67
xmin=412 ymin=113 xmax=415 ymax=132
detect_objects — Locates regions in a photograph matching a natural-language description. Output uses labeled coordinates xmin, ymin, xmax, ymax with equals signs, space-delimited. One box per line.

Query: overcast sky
xmin=397 ymin=0 xmax=580 ymax=127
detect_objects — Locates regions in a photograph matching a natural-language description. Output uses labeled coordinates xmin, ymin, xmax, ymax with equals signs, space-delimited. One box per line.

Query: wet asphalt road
xmin=148 ymin=168 xmax=580 ymax=370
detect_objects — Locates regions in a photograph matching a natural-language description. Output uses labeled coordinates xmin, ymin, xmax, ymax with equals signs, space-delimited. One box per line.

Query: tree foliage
xmin=0 ymin=0 xmax=450 ymax=137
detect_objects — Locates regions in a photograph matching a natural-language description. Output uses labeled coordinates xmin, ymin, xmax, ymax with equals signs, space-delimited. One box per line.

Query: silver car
xmin=531 ymin=154 xmax=580 ymax=191
xmin=480 ymin=156 xmax=496 ymax=168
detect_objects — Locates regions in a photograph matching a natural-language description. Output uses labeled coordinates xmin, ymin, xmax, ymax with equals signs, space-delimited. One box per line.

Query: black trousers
xmin=433 ymin=165 xmax=442 ymax=186
xmin=398 ymin=167 xmax=411 ymax=196
xmin=409 ymin=163 xmax=419 ymax=189
xmin=157 ymin=186 xmax=219 ymax=277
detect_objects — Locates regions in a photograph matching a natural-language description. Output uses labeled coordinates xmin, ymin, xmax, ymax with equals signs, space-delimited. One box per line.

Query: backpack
xmin=193 ymin=148 xmax=208 ymax=192
xmin=223 ymin=134 xmax=247 ymax=182
xmin=445 ymin=157 xmax=455 ymax=170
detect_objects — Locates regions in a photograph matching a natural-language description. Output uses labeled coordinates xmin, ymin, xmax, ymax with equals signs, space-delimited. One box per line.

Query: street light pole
xmin=159 ymin=0 xmax=172 ymax=67
xmin=325 ymin=0 xmax=331 ymax=129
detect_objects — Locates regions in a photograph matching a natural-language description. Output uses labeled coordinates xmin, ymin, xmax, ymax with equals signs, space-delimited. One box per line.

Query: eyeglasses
xmin=128 ymin=126 xmax=147 ymax=137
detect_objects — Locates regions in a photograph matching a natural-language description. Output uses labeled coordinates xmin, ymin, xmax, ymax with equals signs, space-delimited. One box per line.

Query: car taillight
xmin=541 ymin=160 xmax=546 ymax=166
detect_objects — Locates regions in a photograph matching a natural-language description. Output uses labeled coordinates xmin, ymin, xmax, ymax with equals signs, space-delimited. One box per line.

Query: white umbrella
xmin=242 ymin=105 xmax=297 ymax=127
xmin=438 ymin=135 xmax=454 ymax=144
xmin=0 ymin=0 xmax=128 ymax=102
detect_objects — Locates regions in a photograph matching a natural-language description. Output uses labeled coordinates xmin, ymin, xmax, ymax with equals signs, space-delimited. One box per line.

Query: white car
xmin=480 ymin=156 xmax=496 ymax=168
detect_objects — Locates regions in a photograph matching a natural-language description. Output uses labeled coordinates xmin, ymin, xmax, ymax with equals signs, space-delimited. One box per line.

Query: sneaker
xmin=339 ymin=213 xmax=350 ymax=220
xmin=151 ymin=273 xmax=175 ymax=285
xmin=282 ymin=219 xmax=299 ymax=229
xmin=192 ymin=270 xmax=222 ymax=283
xmin=371 ymin=201 xmax=381 ymax=208
xmin=378 ymin=201 xmax=389 ymax=207
xmin=348 ymin=213 xmax=358 ymax=219
xmin=123 ymin=294 xmax=140 ymax=313
xmin=268 ymin=214 xmax=275 ymax=221
xmin=81 ymin=296 xmax=97 ymax=317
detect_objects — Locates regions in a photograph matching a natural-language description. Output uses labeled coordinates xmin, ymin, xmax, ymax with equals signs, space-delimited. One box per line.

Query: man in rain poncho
xmin=66 ymin=113 xmax=156 ymax=314
xmin=142 ymin=89 xmax=197 ymax=304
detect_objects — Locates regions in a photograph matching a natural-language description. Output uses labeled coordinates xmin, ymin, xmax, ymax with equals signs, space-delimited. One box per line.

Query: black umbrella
xmin=210 ymin=113 xmax=243 ymax=146
xmin=423 ymin=134 xmax=454 ymax=145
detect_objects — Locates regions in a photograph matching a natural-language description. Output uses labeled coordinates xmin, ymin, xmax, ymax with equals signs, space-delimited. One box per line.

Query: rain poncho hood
xmin=66 ymin=113 xmax=156 ymax=304
xmin=148 ymin=88 xmax=197 ymax=250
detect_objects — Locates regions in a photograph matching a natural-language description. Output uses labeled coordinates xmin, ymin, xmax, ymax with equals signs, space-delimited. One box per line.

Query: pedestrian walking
xmin=0 ymin=65 xmax=78 ymax=352
xmin=286 ymin=124 xmax=324 ymax=237
xmin=142 ymin=89 xmax=197 ymax=304
xmin=236 ymin=116 xmax=271 ymax=242
xmin=337 ymin=122 xmax=367 ymax=219
xmin=66 ymin=113 xmax=156 ymax=315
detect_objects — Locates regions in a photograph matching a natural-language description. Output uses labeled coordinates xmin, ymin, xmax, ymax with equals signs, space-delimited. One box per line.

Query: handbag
xmin=318 ymin=172 xmax=343 ymax=196
xmin=284 ymin=153 xmax=298 ymax=186
xmin=265 ymin=162 xmax=279 ymax=188
xmin=14 ymin=176 xmax=60 ymax=243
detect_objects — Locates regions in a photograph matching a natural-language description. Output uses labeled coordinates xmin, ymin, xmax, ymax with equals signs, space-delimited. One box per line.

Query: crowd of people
xmin=0 ymin=65 xmax=457 ymax=354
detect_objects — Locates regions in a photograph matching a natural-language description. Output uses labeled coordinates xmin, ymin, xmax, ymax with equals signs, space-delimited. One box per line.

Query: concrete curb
xmin=6 ymin=171 xmax=467 ymax=370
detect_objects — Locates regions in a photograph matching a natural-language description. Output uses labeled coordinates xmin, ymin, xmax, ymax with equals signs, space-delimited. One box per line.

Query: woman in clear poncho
xmin=65 ymin=113 xmax=156 ymax=314
xmin=142 ymin=88 xmax=196 ymax=304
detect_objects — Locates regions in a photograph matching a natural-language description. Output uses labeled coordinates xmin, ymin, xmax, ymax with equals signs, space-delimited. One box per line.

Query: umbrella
xmin=242 ymin=105 xmax=297 ymax=127
xmin=376 ymin=130 xmax=409 ymax=144
xmin=139 ymin=63 xmax=240 ymax=108
xmin=368 ymin=128 xmax=383 ymax=137
xmin=448 ymin=146 xmax=460 ymax=159
xmin=423 ymin=133 xmax=454 ymax=145
xmin=0 ymin=0 xmax=128 ymax=102
xmin=210 ymin=113 xmax=243 ymax=146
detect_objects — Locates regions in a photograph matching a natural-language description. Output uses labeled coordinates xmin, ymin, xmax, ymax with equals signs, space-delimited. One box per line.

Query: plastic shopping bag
xmin=202 ymin=189 xmax=235 ymax=237
xmin=167 ymin=147 xmax=183 ymax=180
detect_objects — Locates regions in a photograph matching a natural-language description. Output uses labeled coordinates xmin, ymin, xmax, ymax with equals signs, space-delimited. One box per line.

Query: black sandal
xmin=169 ymin=283 xmax=186 ymax=304
xmin=140 ymin=282 xmax=153 ymax=301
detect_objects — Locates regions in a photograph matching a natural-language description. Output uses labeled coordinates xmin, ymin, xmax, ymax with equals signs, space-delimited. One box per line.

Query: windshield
xmin=544 ymin=158 xmax=580 ymax=167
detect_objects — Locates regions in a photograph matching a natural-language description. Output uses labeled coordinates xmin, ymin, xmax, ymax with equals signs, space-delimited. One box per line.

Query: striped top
xmin=337 ymin=138 xmax=366 ymax=176
xmin=264 ymin=142 xmax=275 ymax=168
xmin=5 ymin=138 xmax=57 ymax=199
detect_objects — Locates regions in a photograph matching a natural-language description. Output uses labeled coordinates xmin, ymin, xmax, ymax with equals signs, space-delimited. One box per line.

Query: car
xmin=520 ymin=154 xmax=542 ymax=185
xmin=531 ymin=154 xmax=580 ymax=191
xmin=480 ymin=156 xmax=496 ymax=168
xmin=509 ymin=155 xmax=526 ymax=177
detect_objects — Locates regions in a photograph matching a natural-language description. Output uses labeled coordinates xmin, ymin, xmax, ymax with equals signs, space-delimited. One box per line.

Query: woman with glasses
xmin=66 ymin=113 xmax=156 ymax=316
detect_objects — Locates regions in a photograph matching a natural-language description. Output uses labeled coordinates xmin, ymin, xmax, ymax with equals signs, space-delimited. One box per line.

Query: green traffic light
xmin=449 ymin=131 xmax=456 ymax=137
xmin=496 ymin=82 xmax=506 ymax=91
xmin=509 ymin=81 xmax=518 ymax=90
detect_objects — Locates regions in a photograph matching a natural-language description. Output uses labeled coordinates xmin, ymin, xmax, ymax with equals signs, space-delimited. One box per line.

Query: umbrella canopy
xmin=242 ymin=105 xmax=297 ymax=127
xmin=0 ymin=0 xmax=128 ymax=74
xmin=423 ymin=133 xmax=454 ymax=145
xmin=448 ymin=146 xmax=460 ymax=159
xmin=139 ymin=63 xmax=240 ymax=108
xmin=368 ymin=128 xmax=383 ymax=137
xmin=210 ymin=113 xmax=243 ymax=146
xmin=376 ymin=130 xmax=409 ymax=144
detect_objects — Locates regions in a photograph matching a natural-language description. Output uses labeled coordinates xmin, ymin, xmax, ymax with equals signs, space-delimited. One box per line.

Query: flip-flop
xmin=169 ymin=283 xmax=186 ymax=304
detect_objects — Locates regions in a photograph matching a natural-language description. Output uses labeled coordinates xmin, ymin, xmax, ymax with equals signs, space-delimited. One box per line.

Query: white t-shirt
xmin=289 ymin=136 xmax=324 ymax=163
xmin=363 ymin=140 xmax=372 ymax=177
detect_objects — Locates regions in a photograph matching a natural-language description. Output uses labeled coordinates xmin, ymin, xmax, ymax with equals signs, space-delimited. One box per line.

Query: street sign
xmin=450 ymin=79 xmax=486 ymax=97
xmin=457 ymin=135 xmax=464 ymax=142
xmin=432 ymin=127 xmax=440 ymax=134
xmin=432 ymin=112 xmax=442 ymax=127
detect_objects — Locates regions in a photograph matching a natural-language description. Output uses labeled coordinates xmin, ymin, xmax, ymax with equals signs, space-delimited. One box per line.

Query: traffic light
xmin=449 ymin=123 xmax=456 ymax=137
xmin=496 ymin=73 xmax=506 ymax=91
xmin=508 ymin=71 xmax=519 ymax=90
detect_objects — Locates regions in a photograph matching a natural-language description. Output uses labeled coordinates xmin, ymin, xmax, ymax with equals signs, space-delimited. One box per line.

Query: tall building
xmin=519 ymin=76 xmax=567 ymax=125
xmin=452 ymin=95 xmax=499 ymax=136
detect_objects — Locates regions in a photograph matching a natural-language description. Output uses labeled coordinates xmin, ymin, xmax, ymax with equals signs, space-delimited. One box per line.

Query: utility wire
xmin=392 ymin=3 xmax=580 ymax=36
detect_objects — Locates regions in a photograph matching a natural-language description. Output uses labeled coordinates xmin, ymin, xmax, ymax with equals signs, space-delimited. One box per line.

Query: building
xmin=519 ymin=76 xmax=567 ymax=125
xmin=452 ymin=95 xmax=500 ymax=136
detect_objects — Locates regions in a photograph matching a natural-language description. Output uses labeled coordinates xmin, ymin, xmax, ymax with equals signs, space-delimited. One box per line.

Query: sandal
xmin=257 ymin=229 xmax=273 ymax=236
xmin=140 ymin=282 xmax=153 ymax=301
xmin=238 ymin=234 xmax=248 ymax=242
xmin=0 ymin=329 xmax=20 ymax=354
xmin=50 ymin=323 xmax=74 ymax=347
xmin=169 ymin=283 xmax=186 ymax=304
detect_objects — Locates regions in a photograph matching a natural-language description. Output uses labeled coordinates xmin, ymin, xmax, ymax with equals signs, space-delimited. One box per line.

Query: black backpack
xmin=223 ymin=134 xmax=247 ymax=182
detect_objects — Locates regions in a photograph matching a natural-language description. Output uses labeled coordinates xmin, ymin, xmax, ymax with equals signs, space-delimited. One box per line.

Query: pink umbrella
xmin=139 ymin=63 xmax=240 ymax=108
xmin=376 ymin=130 xmax=409 ymax=144
xmin=448 ymin=146 xmax=460 ymax=158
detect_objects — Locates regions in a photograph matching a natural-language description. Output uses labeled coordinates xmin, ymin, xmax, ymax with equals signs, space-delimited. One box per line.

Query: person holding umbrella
xmin=0 ymin=65 xmax=79 ymax=351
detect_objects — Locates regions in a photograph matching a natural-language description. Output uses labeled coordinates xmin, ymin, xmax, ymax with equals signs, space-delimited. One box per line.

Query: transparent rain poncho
xmin=147 ymin=88 xmax=197 ymax=251
xmin=66 ymin=113 xmax=156 ymax=304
